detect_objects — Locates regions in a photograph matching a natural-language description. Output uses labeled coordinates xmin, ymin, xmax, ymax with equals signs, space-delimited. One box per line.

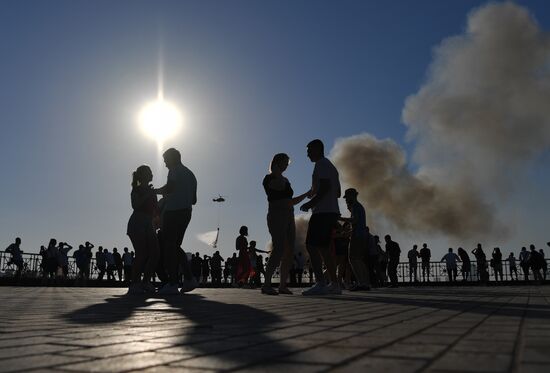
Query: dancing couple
xmin=126 ymin=148 xmax=198 ymax=295
xmin=261 ymin=139 xmax=343 ymax=296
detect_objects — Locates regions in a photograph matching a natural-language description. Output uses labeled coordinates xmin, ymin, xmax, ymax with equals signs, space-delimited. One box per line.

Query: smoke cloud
xmin=332 ymin=2 xmax=550 ymax=240
xmin=294 ymin=214 xmax=310 ymax=254
xmin=331 ymin=134 xmax=502 ymax=238
xmin=197 ymin=230 xmax=218 ymax=247
xmin=265 ymin=214 xmax=310 ymax=255
xmin=403 ymin=2 xmax=550 ymax=186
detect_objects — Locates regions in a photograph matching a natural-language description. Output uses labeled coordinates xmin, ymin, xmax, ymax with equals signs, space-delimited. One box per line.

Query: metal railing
xmin=0 ymin=250 xmax=547 ymax=284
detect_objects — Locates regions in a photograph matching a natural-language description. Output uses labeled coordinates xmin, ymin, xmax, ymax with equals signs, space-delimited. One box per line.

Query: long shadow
xmin=62 ymin=293 xmax=291 ymax=368
xmin=382 ymin=287 xmax=550 ymax=298
xmin=323 ymin=289 xmax=550 ymax=319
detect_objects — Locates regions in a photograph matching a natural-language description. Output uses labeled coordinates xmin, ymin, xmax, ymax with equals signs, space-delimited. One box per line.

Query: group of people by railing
xmin=405 ymin=243 xmax=549 ymax=284
xmin=2 ymin=237 xmax=548 ymax=287
xmin=2 ymin=238 xmax=136 ymax=284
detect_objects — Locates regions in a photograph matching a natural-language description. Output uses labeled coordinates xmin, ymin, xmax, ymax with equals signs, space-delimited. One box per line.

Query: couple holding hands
xmin=262 ymin=139 xmax=345 ymax=296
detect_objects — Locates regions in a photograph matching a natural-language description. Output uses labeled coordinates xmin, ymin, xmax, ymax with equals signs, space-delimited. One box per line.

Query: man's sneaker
xmin=302 ymin=282 xmax=329 ymax=296
xmin=261 ymin=286 xmax=278 ymax=295
xmin=327 ymin=282 xmax=342 ymax=295
xmin=126 ymin=283 xmax=145 ymax=295
xmin=158 ymin=283 xmax=180 ymax=295
xmin=180 ymin=278 xmax=199 ymax=293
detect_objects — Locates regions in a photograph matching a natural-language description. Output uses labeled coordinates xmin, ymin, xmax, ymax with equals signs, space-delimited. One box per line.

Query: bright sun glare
xmin=138 ymin=99 xmax=183 ymax=144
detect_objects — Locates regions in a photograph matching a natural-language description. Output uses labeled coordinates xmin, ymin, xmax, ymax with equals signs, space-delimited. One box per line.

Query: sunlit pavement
xmin=0 ymin=286 xmax=549 ymax=372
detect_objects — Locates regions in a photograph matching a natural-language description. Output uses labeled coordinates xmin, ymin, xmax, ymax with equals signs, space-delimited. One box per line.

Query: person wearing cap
xmin=339 ymin=188 xmax=371 ymax=291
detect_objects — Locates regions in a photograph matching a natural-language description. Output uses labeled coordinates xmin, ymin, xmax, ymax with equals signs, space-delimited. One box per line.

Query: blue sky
xmin=1 ymin=0 xmax=549 ymax=259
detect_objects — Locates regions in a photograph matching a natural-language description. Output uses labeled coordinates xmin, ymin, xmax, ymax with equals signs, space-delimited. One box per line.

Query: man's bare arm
xmin=154 ymin=180 xmax=175 ymax=195
xmin=300 ymin=179 xmax=329 ymax=212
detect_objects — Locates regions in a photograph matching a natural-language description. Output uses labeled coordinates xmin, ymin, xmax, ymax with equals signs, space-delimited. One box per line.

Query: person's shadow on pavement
xmin=62 ymin=293 xmax=292 ymax=369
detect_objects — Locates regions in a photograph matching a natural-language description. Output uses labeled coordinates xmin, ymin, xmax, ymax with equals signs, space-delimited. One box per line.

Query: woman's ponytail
xmin=131 ymin=171 xmax=139 ymax=189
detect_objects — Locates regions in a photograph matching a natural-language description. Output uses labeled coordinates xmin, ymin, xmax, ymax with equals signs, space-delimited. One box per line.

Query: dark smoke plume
xmin=331 ymin=134 xmax=503 ymax=238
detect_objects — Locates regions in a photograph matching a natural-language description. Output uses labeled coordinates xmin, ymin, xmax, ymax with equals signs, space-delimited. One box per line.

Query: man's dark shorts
xmin=163 ymin=208 xmax=192 ymax=247
xmin=306 ymin=213 xmax=339 ymax=247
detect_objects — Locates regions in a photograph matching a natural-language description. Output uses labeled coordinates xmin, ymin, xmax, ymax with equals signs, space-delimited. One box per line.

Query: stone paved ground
xmin=0 ymin=286 xmax=549 ymax=372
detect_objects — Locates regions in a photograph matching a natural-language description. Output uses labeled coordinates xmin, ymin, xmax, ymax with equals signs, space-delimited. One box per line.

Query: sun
xmin=138 ymin=98 xmax=183 ymax=144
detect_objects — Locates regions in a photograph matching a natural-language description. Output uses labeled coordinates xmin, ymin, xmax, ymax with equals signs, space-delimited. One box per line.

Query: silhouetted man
xmin=155 ymin=148 xmax=198 ymax=294
xmin=420 ymin=243 xmax=431 ymax=282
xmin=385 ymin=235 xmax=400 ymax=288
xmin=57 ymin=242 xmax=72 ymax=279
xmin=442 ymin=248 xmax=460 ymax=282
xmin=300 ymin=139 xmax=341 ymax=296
xmin=191 ymin=252 xmax=202 ymax=282
xmin=210 ymin=251 xmax=224 ymax=285
xmin=5 ymin=237 xmax=24 ymax=278
xmin=339 ymin=188 xmax=370 ymax=291
xmin=539 ymin=248 xmax=547 ymax=280
xmin=104 ymin=248 xmax=115 ymax=281
xmin=408 ymin=245 xmax=420 ymax=283
xmin=519 ymin=247 xmax=530 ymax=281
xmin=507 ymin=252 xmax=518 ymax=281
xmin=82 ymin=242 xmax=93 ymax=280
xmin=96 ymin=247 xmax=106 ymax=281
xmin=229 ymin=253 xmax=238 ymax=284
xmin=529 ymin=245 xmax=544 ymax=283
xmin=122 ymin=247 xmax=133 ymax=283
xmin=113 ymin=248 xmax=123 ymax=281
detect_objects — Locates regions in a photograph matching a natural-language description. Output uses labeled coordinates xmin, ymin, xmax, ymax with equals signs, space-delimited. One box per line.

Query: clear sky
xmin=1 ymin=0 xmax=549 ymax=260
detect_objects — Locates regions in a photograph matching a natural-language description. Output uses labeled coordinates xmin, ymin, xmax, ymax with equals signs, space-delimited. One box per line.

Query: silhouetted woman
xmin=202 ymin=255 xmax=210 ymax=284
xmin=492 ymin=247 xmax=503 ymax=282
xmin=235 ymin=226 xmax=252 ymax=286
xmin=126 ymin=165 xmax=160 ymax=294
xmin=457 ymin=247 xmax=471 ymax=281
xmin=472 ymin=244 xmax=488 ymax=283
xmin=375 ymin=235 xmax=388 ymax=286
xmin=46 ymin=239 xmax=59 ymax=278
xmin=261 ymin=153 xmax=308 ymax=295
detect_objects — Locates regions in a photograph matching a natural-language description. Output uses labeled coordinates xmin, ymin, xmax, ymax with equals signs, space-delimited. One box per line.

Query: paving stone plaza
xmin=0 ymin=286 xmax=549 ymax=372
